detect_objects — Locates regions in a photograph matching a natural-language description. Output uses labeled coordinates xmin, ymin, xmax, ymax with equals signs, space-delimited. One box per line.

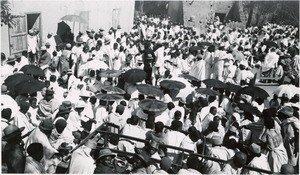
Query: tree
xmin=1 ymin=0 xmax=18 ymax=28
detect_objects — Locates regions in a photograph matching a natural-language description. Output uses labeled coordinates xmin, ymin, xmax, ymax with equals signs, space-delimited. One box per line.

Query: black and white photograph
xmin=0 ymin=0 xmax=299 ymax=174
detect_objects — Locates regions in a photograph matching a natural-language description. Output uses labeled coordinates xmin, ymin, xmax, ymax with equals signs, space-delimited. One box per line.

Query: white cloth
xmin=190 ymin=59 xmax=206 ymax=81
xmin=69 ymin=146 xmax=95 ymax=174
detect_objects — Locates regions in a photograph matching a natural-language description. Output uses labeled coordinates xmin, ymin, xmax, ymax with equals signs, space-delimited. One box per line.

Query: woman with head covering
xmin=24 ymin=143 xmax=45 ymax=173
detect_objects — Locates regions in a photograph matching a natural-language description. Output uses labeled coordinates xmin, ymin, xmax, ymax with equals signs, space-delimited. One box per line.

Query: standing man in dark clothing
xmin=2 ymin=125 xmax=26 ymax=173
xmin=142 ymin=41 xmax=155 ymax=85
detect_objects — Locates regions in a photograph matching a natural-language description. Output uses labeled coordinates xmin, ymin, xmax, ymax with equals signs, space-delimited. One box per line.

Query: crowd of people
xmin=1 ymin=14 xmax=299 ymax=174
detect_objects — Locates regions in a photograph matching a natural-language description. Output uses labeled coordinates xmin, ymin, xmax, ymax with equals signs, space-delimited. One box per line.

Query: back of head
xmin=233 ymin=152 xmax=247 ymax=168
xmin=186 ymin=155 xmax=199 ymax=170
xmin=154 ymin=122 xmax=164 ymax=133
xmin=27 ymin=143 xmax=43 ymax=161
xmin=2 ymin=108 xmax=12 ymax=120
xmin=280 ymin=164 xmax=295 ymax=174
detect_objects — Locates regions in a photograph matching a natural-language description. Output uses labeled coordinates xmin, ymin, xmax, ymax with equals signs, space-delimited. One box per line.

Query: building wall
xmin=1 ymin=0 xmax=135 ymax=56
xmin=182 ymin=1 xmax=234 ymax=34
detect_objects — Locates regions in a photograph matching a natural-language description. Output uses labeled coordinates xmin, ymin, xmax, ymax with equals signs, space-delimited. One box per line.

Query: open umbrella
xmin=198 ymin=41 xmax=212 ymax=47
xmin=203 ymin=79 xmax=227 ymax=89
xmin=83 ymin=60 xmax=108 ymax=70
xmin=101 ymin=85 xmax=126 ymax=94
xmin=237 ymin=103 xmax=261 ymax=116
xmin=60 ymin=15 xmax=87 ymax=24
xmin=19 ymin=65 xmax=44 ymax=77
xmin=189 ymin=46 xmax=202 ymax=51
xmin=14 ymin=79 xmax=45 ymax=94
xmin=160 ymin=80 xmax=186 ymax=90
xmin=99 ymin=69 xmax=121 ymax=78
xmin=273 ymin=84 xmax=300 ymax=99
xmin=226 ymin=82 xmax=242 ymax=93
xmin=123 ymin=69 xmax=147 ymax=83
xmin=239 ymin=86 xmax=269 ymax=99
xmin=4 ymin=73 xmax=34 ymax=90
xmin=275 ymin=29 xmax=284 ymax=34
xmin=95 ymin=94 xmax=123 ymax=101
xmin=262 ymin=41 xmax=278 ymax=48
xmin=136 ymin=84 xmax=163 ymax=97
xmin=138 ymin=99 xmax=167 ymax=112
xmin=195 ymin=88 xmax=220 ymax=96
xmin=178 ymin=74 xmax=199 ymax=82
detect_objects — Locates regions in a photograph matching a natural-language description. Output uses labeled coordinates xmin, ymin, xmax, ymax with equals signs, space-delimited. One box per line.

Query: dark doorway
xmin=215 ymin=13 xmax=226 ymax=23
xmin=27 ymin=13 xmax=41 ymax=32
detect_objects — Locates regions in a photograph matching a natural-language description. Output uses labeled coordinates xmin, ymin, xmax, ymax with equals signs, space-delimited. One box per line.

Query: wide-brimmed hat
xmin=80 ymin=90 xmax=92 ymax=98
xmin=75 ymin=101 xmax=86 ymax=109
xmin=6 ymin=55 xmax=16 ymax=63
xmin=39 ymin=118 xmax=54 ymax=131
xmin=117 ymin=25 xmax=121 ymax=29
xmin=134 ymin=150 xmax=150 ymax=166
xmin=97 ymin=148 xmax=116 ymax=160
xmin=58 ymin=105 xmax=71 ymax=115
xmin=45 ymin=89 xmax=54 ymax=96
xmin=2 ymin=125 xmax=25 ymax=141
xmin=99 ymin=28 xmax=105 ymax=32
xmin=62 ymin=100 xmax=72 ymax=110
xmin=278 ymin=106 xmax=294 ymax=117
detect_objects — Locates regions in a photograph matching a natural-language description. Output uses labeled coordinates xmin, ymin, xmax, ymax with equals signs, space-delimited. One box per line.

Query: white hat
xmin=41 ymin=46 xmax=47 ymax=50
xmin=80 ymin=90 xmax=91 ymax=98
xmin=75 ymin=101 xmax=86 ymax=109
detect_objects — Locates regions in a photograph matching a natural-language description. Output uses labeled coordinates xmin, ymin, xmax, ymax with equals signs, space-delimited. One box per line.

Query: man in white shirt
xmin=27 ymin=29 xmax=38 ymax=64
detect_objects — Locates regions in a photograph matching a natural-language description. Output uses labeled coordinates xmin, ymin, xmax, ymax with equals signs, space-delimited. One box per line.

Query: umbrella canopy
xmin=198 ymin=42 xmax=212 ymax=47
xmin=195 ymin=88 xmax=220 ymax=96
xmin=239 ymin=86 xmax=269 ymax=99
xmin=262 ymin=41 xmax=278 ymax=48
xmin=273 ymin=84 xmax=300 ymax=99
xmin=95 ymin=94 xmax=123 ymax=101
xmin=83 ymin=60 xmax=108 ymax=70
xmin=138 ymin=99 xmax=167 ymax=112
xmin=160 ymin=80 xmax=186 ymax=90
xmin=60 ymin=15 xmax=87 ymax=24
xmin=189 ymin=46 xmax=202 ymax=51
xmin=101 ymin=85 xmax=126 ymax=94
xmin=136 ymin=84 xmax=163 ymax=97
xmin=14 ymin=79 xmax=45 ymax=94
xmin=178 ymin=74 xmax=199 ymax=82
xmin=237 ymin=103 xmax=261 ymax=116
xmin=123 ymin=69 xmax=147 ymax=83
xmin=203 ymin=79 xmax=227 ymax=89
xmin=99 ymin=69 xmax=121 ymax=78
xmin=4 ymin=73 xmax=34 ymax=90
xmin=275 ymin=29 xmax=284 ymax=34
xmin=57 ymin=21 xmax=71 ymax=36
xmin=226 ymin=82 xmax=242 ymax=93
xmin=19 ymin=65 xmax=44 ymax=77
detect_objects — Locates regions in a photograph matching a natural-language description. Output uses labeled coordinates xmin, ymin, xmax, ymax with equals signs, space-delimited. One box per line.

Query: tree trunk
xmin=246 ymin=1 xmax=254 ymax=28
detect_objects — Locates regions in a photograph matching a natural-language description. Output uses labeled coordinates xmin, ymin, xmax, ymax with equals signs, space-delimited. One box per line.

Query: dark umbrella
xmin=160 ymin=80 xmax=186 ymax=90
xmin=123 ymin=69 xmax=147 ymax=83
xmin=226 ymin=82 xmax=242 ymax=93
xmin=138 ymin=99 xmax=167 ymax=112
xmin=95 ymin=94 xmax=123 ymax=101
xmin=4 ymin=73 xmax=34 ymax=90
xmin=56 ymin=21 xmax=71 ymax=36
xmin=237 ymin=103 xmax=261 ymax=116
xmin=203 ymin=79 xmax=227 ymax=89
xmin=14 ymin=79 xmax=46 ymax=94
xmin=101 ymin=85 xmax=125 ymax=94
xmin=198 ymin=42 xmax=212 ymax=47
xmin=239 ymin=86 xmax=269 ymax=99
xmin=99 ymin=69 xmax=121 ymax=78
xmin=19 ymin=65 xmax=44 ymax=77
xmin=195 ymin=88 xmax=220 ymax=96
xmin=136 ymin=84 xmax=163 ymax=97
xmin=262 ymin=41 xmax=278 ymax=48
xmin=178 ymin=74 xmax=199 ymax=82
xmin=189 ymin=46 xmax=202 ymax=51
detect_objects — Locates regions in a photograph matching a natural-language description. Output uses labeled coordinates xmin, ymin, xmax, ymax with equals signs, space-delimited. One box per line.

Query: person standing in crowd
xmin=2 ymin=125 xmax=26 ymax=173
xmin=27 ymin=29 xmax=38 ymax=64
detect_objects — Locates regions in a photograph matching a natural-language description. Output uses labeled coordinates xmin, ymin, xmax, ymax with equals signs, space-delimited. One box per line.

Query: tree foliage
xmin=1 ymin=0 xmax=18 ymax=28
